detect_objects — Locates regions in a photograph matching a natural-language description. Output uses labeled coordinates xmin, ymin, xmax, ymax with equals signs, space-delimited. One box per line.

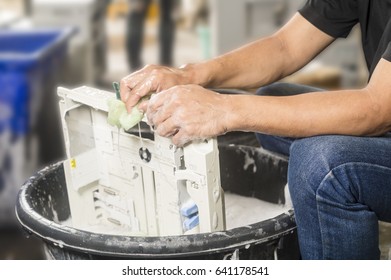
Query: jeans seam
xmin=316 ymin=173 xmax=331 ymax=259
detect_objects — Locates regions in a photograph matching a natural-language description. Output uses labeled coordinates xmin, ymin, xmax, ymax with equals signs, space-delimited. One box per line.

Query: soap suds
xmin=242 ymin=150 xmax=257 ymax=173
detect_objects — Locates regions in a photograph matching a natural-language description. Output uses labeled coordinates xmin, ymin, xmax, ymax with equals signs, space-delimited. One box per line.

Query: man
xmin=120 ymin=0 xmax=391 ymax=259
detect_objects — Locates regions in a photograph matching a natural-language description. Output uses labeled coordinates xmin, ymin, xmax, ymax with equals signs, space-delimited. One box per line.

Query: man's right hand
xmin=120 ymin=64 xmax=194 ymax=112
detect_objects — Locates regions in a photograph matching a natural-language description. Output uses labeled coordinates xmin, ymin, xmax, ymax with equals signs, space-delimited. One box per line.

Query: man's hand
xmin=139 ymin=85 xmax=232 ymax=147
xmin=120 ymin=64 xmax=193 ymax=112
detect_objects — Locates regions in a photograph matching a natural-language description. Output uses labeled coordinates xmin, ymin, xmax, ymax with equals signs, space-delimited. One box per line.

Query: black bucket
xmin=15 ymin=144 xmax=300 ymax=260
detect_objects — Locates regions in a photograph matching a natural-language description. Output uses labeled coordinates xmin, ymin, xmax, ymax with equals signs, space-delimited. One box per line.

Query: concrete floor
xmin=379 ymin=222 xmax=391 ymax=260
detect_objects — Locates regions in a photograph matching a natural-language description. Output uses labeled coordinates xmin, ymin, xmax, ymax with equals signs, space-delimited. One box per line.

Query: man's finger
xmin=171 ymin=130 xmax=191 ymax=147
xmin=126 ymin=78 xmax=156 ymax=111
xmin=155 ymin=118 xmax=179 ymax=138
xmin=120 ymin=78 xmax=132 ymax=102
xmin=147 ymin=91 xmax=170 ymax=113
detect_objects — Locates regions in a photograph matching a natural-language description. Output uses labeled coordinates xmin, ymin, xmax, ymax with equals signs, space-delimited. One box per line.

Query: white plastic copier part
xmin=58 ymin=86 xmax=226 ymax=236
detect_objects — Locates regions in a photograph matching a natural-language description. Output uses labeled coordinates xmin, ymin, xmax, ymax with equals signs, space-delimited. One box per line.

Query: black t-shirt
xmin=299 ymin=0 xmax=391 ymax=75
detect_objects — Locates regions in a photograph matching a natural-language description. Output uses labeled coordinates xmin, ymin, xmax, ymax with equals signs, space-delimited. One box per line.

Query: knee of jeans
xmin=288 ymin=136 xmax=340 ymax=195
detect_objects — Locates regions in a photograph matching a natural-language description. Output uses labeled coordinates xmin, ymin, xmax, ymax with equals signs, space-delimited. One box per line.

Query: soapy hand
xmin=139 ymin=85 xmax=232 ymax=147
xmin=120 ymin=64 xmax=193 ymax=113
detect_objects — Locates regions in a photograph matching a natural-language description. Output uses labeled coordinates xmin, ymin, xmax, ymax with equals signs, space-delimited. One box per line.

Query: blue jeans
xmin=256 ymin=83 xmax=391 ymax=259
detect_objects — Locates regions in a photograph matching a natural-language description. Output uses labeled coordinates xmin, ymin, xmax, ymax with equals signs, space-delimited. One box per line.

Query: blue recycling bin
xmin=0 ymin=28 xmax=74 ymax=136
xmin=0 ymin=28 xmax=75 ymax=227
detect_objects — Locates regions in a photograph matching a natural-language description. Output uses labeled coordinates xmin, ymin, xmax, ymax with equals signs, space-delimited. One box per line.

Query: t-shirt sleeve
xmin=383 ymin=42 xmax=391 ymax=62
xmin=298 ymin=0 xmax=359 ymax=38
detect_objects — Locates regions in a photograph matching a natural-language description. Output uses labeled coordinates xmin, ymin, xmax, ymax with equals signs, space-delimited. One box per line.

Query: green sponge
xmin=107 ymin=82 xmax=146 ymax=131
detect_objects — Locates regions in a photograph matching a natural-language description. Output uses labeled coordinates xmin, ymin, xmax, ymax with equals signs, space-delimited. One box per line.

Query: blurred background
xmin=0 ymin=0 xmax=389 ymax=260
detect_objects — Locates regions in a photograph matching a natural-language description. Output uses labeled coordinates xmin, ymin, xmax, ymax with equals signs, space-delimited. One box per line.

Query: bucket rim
xmin=16 ymin=162 xmax=296 ymax=258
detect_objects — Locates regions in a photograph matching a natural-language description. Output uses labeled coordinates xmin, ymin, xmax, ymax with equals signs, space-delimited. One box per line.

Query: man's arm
xmin=121 ymin=13 xmax=334 ymax=109
xmin=144 ymin=57 xmax=391 ymax=146
xmin=225 ymin=58 xmax=391 ymax=138
xmin=190 ymin=13 xmax=335 ymax=89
